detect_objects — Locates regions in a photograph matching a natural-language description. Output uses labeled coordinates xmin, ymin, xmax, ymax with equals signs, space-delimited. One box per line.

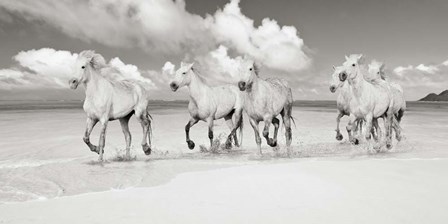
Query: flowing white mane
xmin=78 ymin=50 xmax=145 ymax=90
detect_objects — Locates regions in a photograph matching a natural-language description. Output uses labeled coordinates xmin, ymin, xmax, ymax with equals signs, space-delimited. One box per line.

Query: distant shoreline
xmin=0 ymin=100 xmax=446 ymax=112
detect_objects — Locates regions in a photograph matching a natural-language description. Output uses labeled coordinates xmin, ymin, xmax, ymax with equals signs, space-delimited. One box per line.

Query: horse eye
xmin=182 ymin=72 xmax=186 ymax=75
xmin=81 ymin=66 xmax=85 ymax=69
xmin=249 ymin=68 xmax=253 ymax=71
xmin=352 ymin=64 xmax=355 ymax=67
xmin=377 ymin=72 xmax=380 ymax=74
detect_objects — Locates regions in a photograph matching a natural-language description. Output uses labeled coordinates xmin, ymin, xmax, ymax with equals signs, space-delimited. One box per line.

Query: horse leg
xmin=392 ymin=114 xmax=402 ymax=141
xmin=224 ymin=114 xmax=235 ymax=149
xmin=232 ymin=109 xmax=243 ymax=147
xmin=271 ymin=117 xmax=280 ymax=147
xmin=207 ymin=118 xmax=214 ymax=149
xmin=281 ymin=105 xmax=293 ymax=154
xmin=364 ymin=114 xmax=373 ymax=142
xmin=119 ymin=114 xmax=132 ymax=159
xmin=249 ymin=118 xmax=262 ymax=155
xmin=347 ymin=115 xmax=359 ymax=145
xmin=83 ymin=117 xmax=98 ymax=153
xmin=383 ymin=108 xmax=394 ymax=150
xmin=185 ymin=118 xmax=199 ymax=150
xmin=335 ymin=112 xmax=344 ymax=141
xmin=262 ymin=117 xmax=274 ymax=147
xmin=137 ymin=113 xmax=152 ymax=155
xmin=97 ymin=118 xmax=108 ymax=162
xmin=372 ymin=118 xmax=380 ymax=141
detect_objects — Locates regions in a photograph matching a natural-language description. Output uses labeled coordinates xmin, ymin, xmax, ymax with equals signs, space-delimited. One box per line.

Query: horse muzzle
xmin=170 ymin=83 xmax=179 ymax=92
xmin=69 ymin=79 xmax=79 ymax=89
xmin=329 ymin=85 xmax=336 ymax=93
xmin=238 ymin=81 xmax=246 ymax=91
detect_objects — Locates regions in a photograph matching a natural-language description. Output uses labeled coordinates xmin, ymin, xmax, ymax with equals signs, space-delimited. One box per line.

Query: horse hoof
xmin=352 ymin=138 xmax=359 ymax=145
xmin=225 ymin=141 xmax=232 ymax=150
xmin=396 ymin=136 xmax=402 ymax=142
xmin=187 ymin=140 xmax=195 ymax=150
xmin=268 ymin=139 xmax=277 ymax=147
xmin=143 ymin=147 xmax=151 ymax=155
xmin=142 ymin=144 xmax=151 ymax=155
xmin=336 ymin=134 xmax=343 ymax=141
xmin=386 ymin=143 xmax=393 ymax=150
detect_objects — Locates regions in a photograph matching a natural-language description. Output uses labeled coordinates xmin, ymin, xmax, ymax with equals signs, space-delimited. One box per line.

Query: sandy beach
xmin=0 ymin=101 xmax=447 ymax=223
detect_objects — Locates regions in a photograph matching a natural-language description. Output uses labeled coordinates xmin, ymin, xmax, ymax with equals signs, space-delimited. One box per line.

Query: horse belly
xmin=109 ymin=94 xmax=136 ymax=119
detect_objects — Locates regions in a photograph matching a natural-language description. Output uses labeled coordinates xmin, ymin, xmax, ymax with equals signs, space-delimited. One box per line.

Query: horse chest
xmin=188 ymin=101 xmax=213 ymax=120
xmin=83 ymin=99 xmax=109 ymax=119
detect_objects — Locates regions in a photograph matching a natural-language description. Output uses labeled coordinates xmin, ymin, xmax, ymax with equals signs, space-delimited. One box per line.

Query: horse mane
xmin=191 ymin=65 xmax=211 ymax=85
xmin=253 ymin=62 xmax=260 ymax=76
xmin=368 ymin=60 xmax=388 ymax=81
xmin=79 ymin=50 xmax=142 ymax=90
xmin=79 ymin=50 xmax=107 ymax=69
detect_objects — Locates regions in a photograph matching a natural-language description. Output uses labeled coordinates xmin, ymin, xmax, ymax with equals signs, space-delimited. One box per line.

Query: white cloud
xmin=415 ymin=64 xmax=439 ymax=74
xmin=162 ymin=62 xmax=175 ymax=75
xmin=14 ymin=48 xmax=78 ymax=87
xmin=0 ymin=48 xmax=162 ymax=90
xmin=0 ymin=0 xmax=311 ymax=73
xmin=391 ymin=59 xmax=448 ymax=99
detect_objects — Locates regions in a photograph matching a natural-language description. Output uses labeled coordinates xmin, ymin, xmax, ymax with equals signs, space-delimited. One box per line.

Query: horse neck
xmin=84 ymin=69 xmax=104 ymax=96
xmin=339 ymin=83 xmax=352 ymax=99
xmin=245 ymin=75 xmax=261 ymax=99
xmin=187 ymin=72 xmax=209 ymax=103
xmin=348 ymin=68 xmax=367 ymax=99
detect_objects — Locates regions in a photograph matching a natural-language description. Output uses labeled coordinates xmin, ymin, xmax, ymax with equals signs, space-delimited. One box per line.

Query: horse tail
xmin=290 ymin=116 xmax=297 ymax=129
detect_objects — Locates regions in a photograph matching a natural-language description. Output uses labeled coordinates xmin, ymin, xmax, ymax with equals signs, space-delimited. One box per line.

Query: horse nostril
xmin=238 ymin=81 xmax=246 ymax=91
xmin=330 ymin=86 xmax=336 ymax=92
xmin=339 ymin=72 xmax=347 ymax=81
xmin=170 ymin=83 xmax=178 ymax=91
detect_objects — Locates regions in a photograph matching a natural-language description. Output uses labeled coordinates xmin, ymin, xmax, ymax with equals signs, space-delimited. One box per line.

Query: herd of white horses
xmin=69 ymin=51 xmax=405 ymax=162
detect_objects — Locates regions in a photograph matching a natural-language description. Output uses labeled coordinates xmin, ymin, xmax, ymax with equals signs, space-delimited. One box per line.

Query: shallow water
xmin=0 ymin=101 xmax=447 ymax=203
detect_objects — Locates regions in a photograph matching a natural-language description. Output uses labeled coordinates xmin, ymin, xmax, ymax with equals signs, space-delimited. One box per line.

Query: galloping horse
xmin=69 ymin=50 xmax=152 ymax=162
xmin=329 ymin=65 xmax=380 ymax=142
xmin=237 ymin=59 xmax=294 ymax=155
xmin=340 ymin=54 xmax=394 ymax=149
xmin=367 ymin=61 xmax=406 ymax=141
xmin=170 ymin=62 xmax=244 ymax=150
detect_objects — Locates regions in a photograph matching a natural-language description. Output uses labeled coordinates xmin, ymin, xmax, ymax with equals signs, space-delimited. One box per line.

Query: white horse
xmin=367 ymin=61 xmax=406 ymax=141
xmin=170 ymin=62 xmax=244 ymax=150
xmin=329 ymin=65 xmax=379 ymax=143
xmin=69 ymin=50 xmax=153 ymax=162
xmin=340 ymin=54 xmax=394 ymax=149
xmin=237 ymin=59 xmax=293 ymax=155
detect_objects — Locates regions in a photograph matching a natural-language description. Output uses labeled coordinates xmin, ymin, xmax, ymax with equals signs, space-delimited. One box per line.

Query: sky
xmin=0 ymin=0 xmax=447 ymax=101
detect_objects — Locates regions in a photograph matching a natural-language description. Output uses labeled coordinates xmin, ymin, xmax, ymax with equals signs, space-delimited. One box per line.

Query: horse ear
xmin=90 ymin=54 xmax=106 ymax=69
xmin=189 ymin=62 xmax=195 ymax=70
xmin=357 ymin=54 xmax=365 ymax=64
xmin=380 ymin=63 xmax=386 ymax=71
xmin=345 ymin=55 xmax=349 ymax=61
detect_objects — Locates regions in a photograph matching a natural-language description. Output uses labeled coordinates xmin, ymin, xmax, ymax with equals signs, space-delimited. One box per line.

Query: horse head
xmin=170 ymin=62 xmax=194 ymax=92
xmin=329 ymin=65 xmax=347 ymax=93
xmin=368 ymin=60 xmax=386 ymax=81
xmin=342 ymin=54 xmax=365 ymax=81
xmin=237 ymin=59 xmax=259 ymax=91
xmin=69 ymin=50 xmax=106 ymax=89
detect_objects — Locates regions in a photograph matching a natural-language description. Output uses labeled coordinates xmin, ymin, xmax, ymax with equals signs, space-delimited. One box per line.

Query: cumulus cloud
xmin=391 ymin=59 xmax=448 ymax=99
xmin=0 ymin=0 xmax=311 ymax=73
xmin=0 ymin=48 xmax=161 ymax=90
